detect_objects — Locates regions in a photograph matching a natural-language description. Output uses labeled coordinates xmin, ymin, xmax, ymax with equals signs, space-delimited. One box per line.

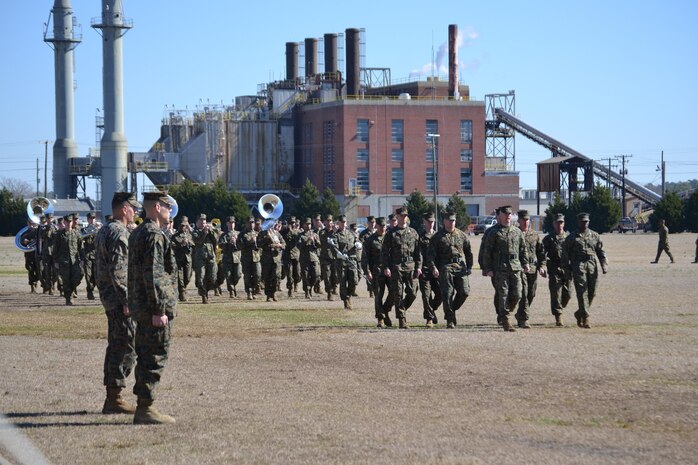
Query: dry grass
xmin=1 ymin=232 xmax=697 ymax=464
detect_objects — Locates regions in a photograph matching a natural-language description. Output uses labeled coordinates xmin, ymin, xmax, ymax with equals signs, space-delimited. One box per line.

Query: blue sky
xmin=2 ymin=0 xmax=697 ymax=198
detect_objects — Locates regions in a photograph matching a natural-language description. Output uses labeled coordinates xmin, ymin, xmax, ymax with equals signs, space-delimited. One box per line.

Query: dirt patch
xmin=1 ymin=232 xmax=697 ymax=464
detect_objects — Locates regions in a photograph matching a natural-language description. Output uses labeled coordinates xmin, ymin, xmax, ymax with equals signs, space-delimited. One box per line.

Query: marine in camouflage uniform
xmin=95 ymin=192 xmax=141 ymax=415
xmin=477 ymin=211 xmax=502 ymax=319
xmin=562 ymin=212 xmax=608 ymax=329
xmin=542 ymin=213 xmax=571 ymax=326
xmin=332 ymin=215 xmax=360 ymax=309
xmin=127 ymin=191 xmax=178 ymax=424
xmin=171 ymin=216 xmax=193 ymax=301
xmin=361 ymin=217 xmax=392 ymax=327
xmin=319 ymin=215 xmax=338 ymax=300
xmin=259 ymin=222 xmax=286 ymax=301
xmin=54 ymin=214 xmax=83 ymax=305
xmin=240 ymin=217 xmax=262 ymax=300
xmin=481 ymin=206 xmax=530 ymax=332
xmin=515 ymin=210 xmax=546 ymax=328
xmin=418 ymin=212 xmax=443 ymax=326
xmin=651 ymin=219 xmax=674 ymax=264
xmin=282 ymin=218 xmax=302 ymax=296
xmin=428 ymin=210 xmax=473 ymax=328
xmin=39 ymin=214 xmax=58 ymax=294
xmin=192 ymin=213 xmax=220 ymax=303
xmin=80 ymin=212 xmax=99 ymax=300
xmin=19 ymin=222 xmax=40 ymax=293
xmin=297 ymin=218 xmax=321 ymax=299
xmin=218 ymin=216 xmax=242 ymax=298
xmin=312 ymin=215 xmax=324 ymax=294
xmin=381 ymin=207 xmax=422 ymax=328
xmin=359 ymin=216 xmax=377 ymax=298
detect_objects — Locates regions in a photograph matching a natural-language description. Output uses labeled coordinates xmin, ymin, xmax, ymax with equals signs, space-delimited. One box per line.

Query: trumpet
xmin=80 ymin=222 xmax=102 ymax=238
xmin=211 ymin=218 xmax=222 ymax=230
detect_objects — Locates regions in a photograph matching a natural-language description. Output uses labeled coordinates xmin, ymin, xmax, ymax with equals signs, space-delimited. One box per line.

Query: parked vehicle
xmin=473 ymin=216 xmax=497 ymax=235
xmin=617 ymin=217 xmax=637 ymax=233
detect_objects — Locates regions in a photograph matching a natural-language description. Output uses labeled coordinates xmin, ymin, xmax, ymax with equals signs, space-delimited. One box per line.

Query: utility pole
xmin=36 ymin=158 xmax=40 ymax=197
xmin=615 ymin=154 xmax=632 ymax=217
xmin=661 ymin=151 xmax=666 ymax=197
xmin=596 ymin=157 xmax=614 ymax=190
xmin=40 ymin=140 xmax=50 ymax=197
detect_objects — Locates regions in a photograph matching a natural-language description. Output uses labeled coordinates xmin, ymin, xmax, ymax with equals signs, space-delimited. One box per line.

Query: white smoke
xmin=409 ymin=26 xmax=479 ymax=79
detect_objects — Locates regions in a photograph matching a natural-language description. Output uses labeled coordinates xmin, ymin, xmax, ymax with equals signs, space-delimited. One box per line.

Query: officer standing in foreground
xmin=563 ymin=212 xmax=608 ymax=329
xmin=362 ymin=217 xmax=392 ymax=327
xmin=542 ymin=213 xmax=571 ymax=326
xmin=95 ymin=192 xmax=141 ymax=415
xmin=192 ymin=213 xmax=220 ymax=303
xmin=418 ymin=211 xmax=442 ymax=327
xmin=482 ymin=206 xmax=530 ymax=332
xmin=171 ymin=216 xmax=193 ymax=302
xmin=651 ymin=218 xmax=675 ymax=264
xmin=515 ymin=210 xmax=546 ymax=328
xmin=128 ymin=191 xmax=177 ymax=424
xmin=381 ymin=207 xmax=421 ymax=328
xmin=428 ymin=210 xmax=473 ymax=328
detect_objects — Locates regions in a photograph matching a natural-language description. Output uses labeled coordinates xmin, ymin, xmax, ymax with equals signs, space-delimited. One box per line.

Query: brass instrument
xmin=167 ymin=195 xmax=179 ymax=219
xmin=80 ymin=222 xmax=102 ymax=238
xmin=211 ymin=218 xmax=222 ymax=230
xmin=257 ymin=194 xmax=283 ymax=231
xmin=15 ymin=197 xmax=55 ymax=251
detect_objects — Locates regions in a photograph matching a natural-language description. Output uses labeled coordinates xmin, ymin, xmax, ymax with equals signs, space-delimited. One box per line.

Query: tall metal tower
xmin=44 ymin=0 xmax=82 ymax=198
xmin=485 ymin=90 xmax=516 ymax=171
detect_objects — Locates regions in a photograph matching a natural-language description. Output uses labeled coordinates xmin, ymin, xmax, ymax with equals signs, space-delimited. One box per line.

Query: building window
xmin=425 ymin=147 xmax=438 ymax=162
xmin=426 ymin=168 xmax=436 ymax=192
xmin=460 ymin=120 xmax=472 ymax=143
xmin=323 ymin=121 xmax=335 ymax=165
xmin=460 ymin=149 xmax=472 ymax=162
xmin=392 ymin=168 xmax=404 ymax=192
xmin=391 ymin=148 xmax=403 ymax=162
xmin=356 ymin=167 xmax=369 ymax=192
xmin=323 ymin=145 xmax=335 ymax=165
xmin=391 ymin=120 xmax=404 ymax=143
xmin=303 ymin=123 xmax=312 ymax=167
xmin=357 ymin=119 xmax=369 ymax=142
xmin=460 ymin=168 xmax=472 ymax=191
xmin=324 ymin=170 xmax=335 ymax=190
xmin=425 ymin=120 xmax=439 ymax=145
xmin=357 ymin=148 xmax=369 ymax=162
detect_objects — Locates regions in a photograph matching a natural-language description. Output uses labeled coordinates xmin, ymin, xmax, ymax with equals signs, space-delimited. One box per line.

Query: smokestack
xmin=304 ymin=38 xmax=317 ymax=77
xmin=45 ymin=0 xmax=81 ymax=198
xmin=448 ymin=24 xmax=459 ymax=99
xmin=346 ymin=28 xmax=360 ymax=95
xmin=93 ymin=0 xmax=131 ymax=215
xmin=324 ymin=33 xmax=338 ymax=74
xmin=286 ymin=42 xmax=298 ymax=81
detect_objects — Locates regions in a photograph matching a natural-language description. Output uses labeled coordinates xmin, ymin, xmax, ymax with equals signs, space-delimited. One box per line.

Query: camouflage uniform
xmin=259 ymin=227 xmax=286 ymax=299
xmin=515 ymin=228 xmax=545 ymax=324
xmin=361 ymin=229 xmax=390 ymax=322
xmin=282 ymin=225 xmax=301 ymax=295
xmin=478 ymin=225 xmax=501 ymax=318
xmin=653 ymin=223 xmax=674 ymax=263
xmin=81 ymin=225 xmax=98 ymax=300
xmin=54 ymin=225 xmax=83 ymax=304
xmin=192 ymin=223 xmax=220 ymax=300
xmin=359 ymin=224 xmax=376 ymax=296
xmin=171 ymin=225 xmax=193 ymax=301
xmin=218 ymin=226 xmax=242 ymax=297
xmin=418 ymin=228 xmax=442 ymax=324
xmin=332 ymin=225 xmax=360 ymax=307
xmin=381 ymin=220 xmax=421 ymax=323
xmin=128 ymin=218 xmax=177 ymax=402
xmin=297 ymin=225 xmax=321 ymax=298
xmin=19 ymin=226 xmax=40 ymax=291
xmin=319 ymin=225 xmax=338 ymax=299
xmin=428 ymin=225 xmax=473 ymax=327
xmin=240 ymin=225 xmax=261 ymax=299
xmin=482 ymin=222 xmax=528 ymax=322
xmin=39 ymin=220 xmax=58 ymax=293
xmin=563 ymin=220 xmax=607 ymax=325
xmin=96 ymin=219 xmax=135 ymax=389
xmin=542 ymin=229 xmax=571 ymax=318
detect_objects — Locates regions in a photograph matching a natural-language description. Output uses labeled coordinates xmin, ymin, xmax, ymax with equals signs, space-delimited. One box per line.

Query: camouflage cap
xmin=366 ymin=215 xmax=375 ymax=222
xmin=226 ymin=215 xmax=236 ymax=223
xmin=289 ymin=216 xmax=297 ymax=223
xmin=314 ymin=214 xmax=322 ymax=221
xmin=63 ymin=214 xmax=74 ymax=221
xmin=304 ymin=217 xmax=312 ymax=224
xmin=180 ymin=215 xmax=189 ymax=223
xmin=554 ymin=213 xmax=565 ymax=222
xmin=443 ymin=210 xmax=457 ymax=221
xmin=87 ymin=212 xmax=96 ymax=219
xmin=336 ymin=214 xmax=347 ymax=222
xmin=388 ymin=213 xmax=396 ymax=221
xmin=577 ymin=212 xmax=590 ymax=221
xmin=376 ymin=217 xmax=386 ymax=226
xmin=517 ymin=210 xmax=530 ymax=219
xmin=254 ymin=218 xmax=262 ymax=224
xmin=499 ymin=205 xmax=513 ymax=214
xmin=112 ymin=192 xmax=142 ymax=209
xmin=395 ymin=207 xmax=408 ymax=216
xmin=143 ymin=191 xmax=173 ymax=206
xmin=325 ymin=214 xmax=334 ymax=221
xmin=423 ymin=211 xmax=435 ymax=221
xmin=247 ymin=216 xmax=255 ymax=223
xmin=71 ymin=212 xmax=79 ymax=219
xmin=197 ymin=213 xmax=207 ymax=220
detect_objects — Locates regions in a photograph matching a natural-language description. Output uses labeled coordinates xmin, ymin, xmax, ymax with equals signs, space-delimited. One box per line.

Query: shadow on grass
xmin=3 ymin=410 xmax=126 ymax=428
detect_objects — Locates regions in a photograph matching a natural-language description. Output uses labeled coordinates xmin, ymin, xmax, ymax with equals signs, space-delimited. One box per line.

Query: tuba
xmin=257 ymin=194 xmax=283 ymax=231
xmin=15 ymin=226 xmax=36 ymax=252
xmin=27 ymin=197 xmax=54 ymax=224
xmin=167 ymin=194 xmax=178 ymax=219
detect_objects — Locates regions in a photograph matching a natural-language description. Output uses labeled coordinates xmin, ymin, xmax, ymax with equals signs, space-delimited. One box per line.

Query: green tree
xmin=0 ymin=188 xmax=26 ymax=236
xmin=651 ymin=191 xmax=685 ymax=233
xmin=567 ymin=184 xmax=621 ymax=233
xmin=684 ymin=190 xmax=698 ymax=232
xmin=404 ymin=189 xmax=432 ymax=233
xmin=291 ymin=179 xmax=322 ymax=220
xmin=446 ymin=193 xmax=470 ymax=230
xmin=543 ymin=193 xmax=569 ymax=233
xmin=319 ymin=187 xmax=340 ymax=218
xmin=168 ymin=180 xmax=250 ymax=228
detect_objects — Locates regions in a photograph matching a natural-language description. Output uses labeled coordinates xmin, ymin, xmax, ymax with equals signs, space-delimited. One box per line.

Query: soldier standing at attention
xmin=418 ymin=212 xmax=443 ymax=327
xmin=282 ymin=217 xmax=302 ymax=297
xmin=192 ymin=213 xmax=220 ymax=304
xmin=542 ymin=213 xmax=571 ymax=326
xmin=95 ymin=192 xmax=141 ymax=415
xmin=515 ymin=210 xmax=546 ymax=329
xmin=240 ymin=217 xmax=262 ymax=300
xmin=171 ymin=216 xmax=193 ymax=302
xmin=39 ymin=213 xmax=57 ymax=294
xmin=333 ymin=215 xmax=360 ymax=309
xmin=218 ymin=216 xmax=242 ymax=298
xmin=259 ymin=221 xmax=286 ymax=301
xmin=428 ymin=210 xmax=473 ymax=329
xmin=362 ymin=217 xmax=392 ymax=327
xmin=563 ymin=212 xmax=608 ymax=329
xmin=381 ymin=207 xmax=421 ymax=329
xmin=81 ymin=212 xmax=99 ymax=300
xmin=319 ymin=214 xmax=338 ymax=301
xmin=54 ymin=213 xmax=83 ymax=306
xmin=482 ymin=206 xmax=530 ymax=332
xmin=128 ymin=191 xmax=177 ymax=424
xmin=651 ymin=218 xmax=675 ymax=264
xmin=297 ymin=218 xmax=321 ymax=299
xmin=359 ymin=216 xmax=377 ymax=298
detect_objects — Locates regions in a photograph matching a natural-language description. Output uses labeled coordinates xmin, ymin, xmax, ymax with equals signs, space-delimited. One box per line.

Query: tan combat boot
xmin=133 ymin=399 xmax=175 ymax=425
xmin=555 ymin=314 xmax=564 ymax=327
xmin=398 ymin=318 xmax=409 ymax=329
xmin=581 ymin=317 xmax=591 ymax=329
xmin=30 ymin=283 xmax=36 ymax=294
xmin=344 ymin=297 xmax=352 ymax=310
xmin=327 ymin=292 xmax=334 ymax=301
xmin=426 ymin=320 xmax=434 ymax=328
xmin=102 ymin=386 xmax=136 ymax=414
xmin=383 ymin=314 xmax=393 ymax=327
xmin=377 ymin=318 xmax=385 ymax=328
xmin=501 ymin=317 xmax=516 ymax=332
xmin=517 ymin=320 xmax=531 ymax=329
